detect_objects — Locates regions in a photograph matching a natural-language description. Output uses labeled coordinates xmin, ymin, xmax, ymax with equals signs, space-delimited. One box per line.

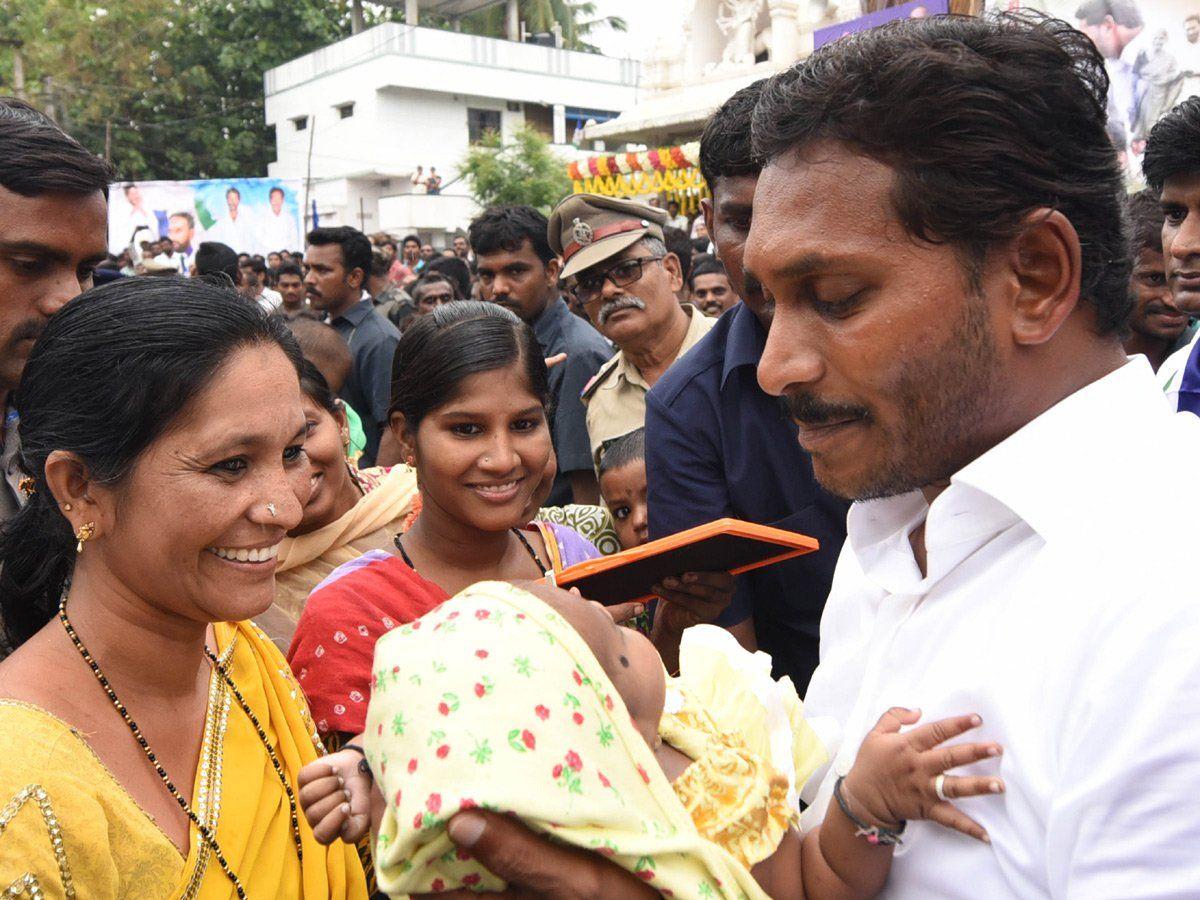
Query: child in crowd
xmin=598 ymin=428 xmax=649 ymax=550
xmin=300 ymin=582 xmax=1004 ymax=899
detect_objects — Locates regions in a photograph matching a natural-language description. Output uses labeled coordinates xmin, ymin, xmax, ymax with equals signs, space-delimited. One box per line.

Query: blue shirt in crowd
xmin=330 ymin=296 xmax=401 ymax=467
xmin=531 ymin=296 xmax=613 ymax=506
xmin=645 ymin=302 xmax=850 ymax=689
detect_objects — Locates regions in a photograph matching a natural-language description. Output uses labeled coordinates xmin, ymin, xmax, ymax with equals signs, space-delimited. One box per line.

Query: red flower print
xmin=475 ymin=609 xmax=490 ymax=620
xmin=437 ymin=744 xmax=450 ymax=759
xmin=455 ymin=847 xmax=472 ymax=861
xmin=637 ymin=764 xmax=650 ymax=783
xmin=377 ymin=723 xmax=383 ymax=735
xmin=475 ymin=649 xmax=488 ymax=658
xmin=474 ymin=683 xmax=486 ymax=698
xmin=462 ymin=874 xmax=481 ymax=886
xmin=438 ymin=702 xmax=450 ymax=716
xmin=572 ymin=670 xmax=583 ymax=686
xmin=426 ymin=793 xmax=442 ymax=814
xmin=522 ymin=729 xmax=536 ymax=749
xmin=408 ymin=758 xmax=419 ymax=774
xmin=392 ymin=665 xmax=400 ymax=674
xmin=516 ymin=613 xmax=526 ymax=620
xmin=572 ymin=712 xmax=584 ymax=725
xmin=460 ymin=798 xmax=477 ymax=810
xmin=413 ymin=812 xmax=424 ymax=828
xmin=599 ymin=771 xmax=611 ymax=789
xmin=448 ymin=610 xmax=460 ymax=620
xmin=411 ymin=620 xmax=421 ymax=630
xmin=565 ymin=750 xmax=582 ymax=772
xmin=431 ymin=879 xmax=445 ymax=891
xmin=605 ymin=694 xmax=614 ymax=710
xmin=394 ymin=789 xmax=403 ymax=806
xmin=535 ymin=705 xmax=550 ymax=720
xmin=552 ymin=763 xmax=563 ymax=778
xmin=636 ymin=870 xmax=656 ymax=881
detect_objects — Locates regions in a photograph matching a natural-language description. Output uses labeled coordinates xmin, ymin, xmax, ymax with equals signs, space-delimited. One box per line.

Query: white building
xmin=263 ymin=21 xmax=639 ymax=245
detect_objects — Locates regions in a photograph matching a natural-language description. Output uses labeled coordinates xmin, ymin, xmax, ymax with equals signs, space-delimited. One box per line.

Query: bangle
xmin=833 ymin=775 xmax=905 ymax=846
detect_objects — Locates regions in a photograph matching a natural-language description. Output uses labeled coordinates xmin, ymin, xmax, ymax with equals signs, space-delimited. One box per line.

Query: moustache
xmin=779 ymin=392 xmax=871 ymax=426
xmin=597 ymin=295 xmax=646 ymax=327
xmin=5 ymin=318 xmax=46 ymax=349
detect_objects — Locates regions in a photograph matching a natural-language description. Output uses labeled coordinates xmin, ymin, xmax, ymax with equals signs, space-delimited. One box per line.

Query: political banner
xmin=109 ymin=177 xmax=305 ymax=260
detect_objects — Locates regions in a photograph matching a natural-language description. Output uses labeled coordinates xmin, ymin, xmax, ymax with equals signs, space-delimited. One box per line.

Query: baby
xmin=300 ymin=581 xmax=1003 ymax=898
xmin=598 ymin=428 xmax=649 ymax=550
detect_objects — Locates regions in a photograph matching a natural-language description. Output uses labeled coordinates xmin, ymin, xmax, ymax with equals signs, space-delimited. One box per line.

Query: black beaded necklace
xmin=393 ymin=527 xmax=548 ymax=576
xmin=58 ymin=596 xmax=303 ymax=898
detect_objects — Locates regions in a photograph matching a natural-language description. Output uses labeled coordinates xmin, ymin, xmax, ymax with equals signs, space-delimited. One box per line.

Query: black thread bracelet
xmin=833 ymin=775 xmax=905 ymax=846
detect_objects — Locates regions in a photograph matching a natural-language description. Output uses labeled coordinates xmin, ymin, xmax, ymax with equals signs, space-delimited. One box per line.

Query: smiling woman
xmin=287 ymin=301 xmax=607 ymax=746
xmin=0 ymin=278 xmax=368 ymax=897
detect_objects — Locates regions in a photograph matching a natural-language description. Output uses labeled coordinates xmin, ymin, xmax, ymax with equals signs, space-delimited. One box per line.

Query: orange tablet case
xmin=547 ymin=517 xmax=820 ymax=606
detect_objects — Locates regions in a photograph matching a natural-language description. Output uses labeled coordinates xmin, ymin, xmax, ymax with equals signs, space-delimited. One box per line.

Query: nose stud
xmin=266 ymin=503 xmax=277 ymax=518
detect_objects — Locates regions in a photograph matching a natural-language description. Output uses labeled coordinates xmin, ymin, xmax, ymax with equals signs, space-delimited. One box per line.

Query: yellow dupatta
xmin=0 ymin=621 xmax=367 ymax=899
xmin=269 ymin=466 xmax=418 ymax=637
xmin=177 ymin=620 xmax=369 ymax=899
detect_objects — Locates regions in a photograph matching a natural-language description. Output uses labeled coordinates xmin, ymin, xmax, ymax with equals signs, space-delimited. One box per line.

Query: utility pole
xmin=351 ymin=0 xmax=365 ymax=33
xmin=104 ymin=120 xmax=112 ymax=161
xmin=0 ymin=39 xmax=25 ymax=100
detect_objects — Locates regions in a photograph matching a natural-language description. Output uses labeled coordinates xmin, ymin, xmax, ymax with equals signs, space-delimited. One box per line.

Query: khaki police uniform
xmin=547 ymin=193 xmax=717 ymax=467
xmin=581 ymin=304 xmax=715 ymax=465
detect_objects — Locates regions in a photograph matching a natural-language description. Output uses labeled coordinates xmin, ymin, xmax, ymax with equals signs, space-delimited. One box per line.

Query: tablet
xmin=547 ymin=518 xmax=820 ymax=606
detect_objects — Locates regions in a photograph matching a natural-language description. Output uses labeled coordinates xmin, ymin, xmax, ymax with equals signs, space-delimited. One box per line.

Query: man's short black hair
xmin=1075 ymin=0 xmax=1142 ymax=27
xmin=226 ymin=186 xmax=241 ymax=199
xmin=700 ymin=79 xmax=765 ymax=190
xmin=662 ymin=225 xmax=694 ymax=284
xmin=402 ymin=233 xmax=420 ymax=247
xmin=269 ymin=185 xmax=285 ymax=199
xmin=242 ymin=257 xmax=267 ymax=275
xmin=752 ymin=12 xmax=1131 ymax=336
xmin=1125 ymin=190 xmax=1164 ymax=256
xmin=195 ymin=242 xmax=241 ymax=286
xmin=1143 ymin=96 xmax=1200 ymax=194
xmin=1187 ymin=13 xmax=1200 ymax=24
xmin=424 ymin=255 xmax=473 ymax=299
xmin=123 ymin=183 xmax=137 ymax=194
xmin=307 ymin=225 xmax=373 ymax=279
xmin=598 ymin=427 xmax=645 ymax=476
xmin=468 ymin=205 xmax=555 ymax=266
xmin=170 ymin=211 xmax=195 ymax=227
xmin=276 ymin=262 xmax=303 ymax=279
xmin=370 ymin=248 xmax=392 ymax=278
xmin=688 ymin=254 xmax=727 ymax=290
xmin=0 ymin=97 xmax=114 ymax=198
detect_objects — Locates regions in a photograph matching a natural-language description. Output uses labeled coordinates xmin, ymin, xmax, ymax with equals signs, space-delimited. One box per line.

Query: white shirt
xmin=256 ymin=287 xmax=283 ymax=313
xmin=665 ymin=213 xmax=689 ymax=232
xmin=1158 ymin=330 xmax=1199 ymax=410
xmin=258 ymin=208 xmax=301 ymax=255
xmin=801 ymin=359 xmax=1200 ymax=898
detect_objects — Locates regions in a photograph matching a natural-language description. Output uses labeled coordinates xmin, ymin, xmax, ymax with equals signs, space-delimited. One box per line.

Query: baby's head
xmin=598 ymin=429 xmax=648 ymax=550
xmin=534 ymin=583 xmax=665 ymax=748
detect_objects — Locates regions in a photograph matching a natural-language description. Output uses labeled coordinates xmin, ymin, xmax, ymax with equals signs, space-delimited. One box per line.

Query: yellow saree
xmin=0 ymin=621 xmax=368 ymax=899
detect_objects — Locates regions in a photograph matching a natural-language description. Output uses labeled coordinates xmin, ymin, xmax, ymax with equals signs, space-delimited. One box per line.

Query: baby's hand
xmin=842 ymin=707 xmax=1004 ymax=843
xmin=298 ymin=746 xmax=374 ymax=844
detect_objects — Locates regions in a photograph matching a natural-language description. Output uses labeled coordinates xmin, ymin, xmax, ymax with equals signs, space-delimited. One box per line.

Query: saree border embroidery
xmin=180 ymin=634 xmax=237 ymax=899
xmin=0 ymin=784 xmax=75 ymax=898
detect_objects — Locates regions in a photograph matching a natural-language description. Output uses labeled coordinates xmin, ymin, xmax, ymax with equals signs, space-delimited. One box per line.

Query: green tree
xmin=463 ymin=0 xmax=626 ymax=52
xmin=459 ymin=123 xmax=572 ymax=212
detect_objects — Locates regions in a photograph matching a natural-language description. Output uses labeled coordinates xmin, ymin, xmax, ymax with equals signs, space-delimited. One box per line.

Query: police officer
xmin=549 ymin=193 xmax=715 ymax=466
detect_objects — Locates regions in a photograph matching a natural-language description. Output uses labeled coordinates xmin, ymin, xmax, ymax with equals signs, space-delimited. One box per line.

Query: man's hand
xmin=650 ymin=571 xmax=734 ymax=625
xmin=414 ymin=810 xmax=659 ymax=899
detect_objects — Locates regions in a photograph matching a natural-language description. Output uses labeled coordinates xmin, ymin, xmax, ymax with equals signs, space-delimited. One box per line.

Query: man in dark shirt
xmin=304 ymin=226 xmax=400 ymax=466
xmin=470 ymin=205 xmax=613 ymax=505
xmin=645 ymin=81 xmax=850 ymax=689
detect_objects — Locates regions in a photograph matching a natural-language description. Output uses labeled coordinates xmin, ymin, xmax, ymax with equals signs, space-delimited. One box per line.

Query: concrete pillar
xmin=553 ymin=104 xmax=566 ymax=145
xmin=505 ymin=0 xmax=520 ymax=42
xmin=405 ymin=0 xmax=419 ymax=27
xmin=351 ymin=0 xmax=365 ymax=34
xmin=767 ymin=0 xmax=801 ymax=64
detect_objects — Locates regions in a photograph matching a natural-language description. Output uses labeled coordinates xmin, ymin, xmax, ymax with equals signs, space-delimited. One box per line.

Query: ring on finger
xmin=934 ymin=773 xmax=950 ymax=802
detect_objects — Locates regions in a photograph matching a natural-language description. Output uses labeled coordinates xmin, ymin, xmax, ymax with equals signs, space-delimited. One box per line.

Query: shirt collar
xmin=333 ymin=295 xmax=374 ymax=325
xmin=721 ymin=303 xmax=765 ymax=389
xmin=531 ymin=296 xmax=567 ymax=344
xmin=845 ymin=358 xmax=1167 ymax=593
xmin=616 ymin=305 xmax=708 ymax=389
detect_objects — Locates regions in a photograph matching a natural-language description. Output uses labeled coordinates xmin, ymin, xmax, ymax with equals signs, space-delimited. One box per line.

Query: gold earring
xmin=341 ymin=427 xmax=351 ymax=447
xmin=62 ymin=503 xmax=73 ymax=512
xmin=17 ymin=476 xmax=36 ymax=497
xmin=75 ymin=522 xmax=96 ymax=554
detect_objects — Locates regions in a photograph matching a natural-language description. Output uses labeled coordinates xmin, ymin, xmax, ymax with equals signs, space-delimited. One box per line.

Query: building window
xmin=468 ymin=108 xmax=502 ymax=144
xmin=337 ymin=102 xmax=355 ymax=119
xmin=292 ymin=116 xmax=308 ymax=131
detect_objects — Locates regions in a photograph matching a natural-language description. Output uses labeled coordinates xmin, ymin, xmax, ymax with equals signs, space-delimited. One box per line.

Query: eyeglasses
xmin=574 ymin=256 xmax=664 ymax=304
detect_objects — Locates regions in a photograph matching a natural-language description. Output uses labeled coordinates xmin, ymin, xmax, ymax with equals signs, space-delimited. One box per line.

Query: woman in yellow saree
xmin=0 ymin=280 xmax=367 ymax=897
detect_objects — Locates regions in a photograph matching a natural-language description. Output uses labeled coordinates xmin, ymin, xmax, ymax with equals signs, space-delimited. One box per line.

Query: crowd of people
xmin=1 ymin=9 xmax=1199 ymax=899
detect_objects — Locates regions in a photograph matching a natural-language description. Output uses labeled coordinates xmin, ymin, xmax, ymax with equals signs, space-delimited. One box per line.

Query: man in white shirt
xmin=257 ymin=185 xmax=300 ymax=255
xmin=746 ymin=14 xmax=1200 ymax=897
xmin=207 ymin=186 xmax=255 ymax=253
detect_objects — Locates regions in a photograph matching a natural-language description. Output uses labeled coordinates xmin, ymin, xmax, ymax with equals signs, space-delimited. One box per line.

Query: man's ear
xmin=661 ymin=252 xmax=684 ymax=294
xmin=1005 ymin=209 xmax=1082 ymax=347
xmin=545 ymin=256 xmax=562 ymax=289
xmin=700 ymin=198 xmax=715 ymax=245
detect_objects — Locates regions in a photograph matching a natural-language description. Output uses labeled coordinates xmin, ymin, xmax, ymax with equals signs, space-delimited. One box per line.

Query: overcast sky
xmin=589 ymin=0 xmax=687 ymax=60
